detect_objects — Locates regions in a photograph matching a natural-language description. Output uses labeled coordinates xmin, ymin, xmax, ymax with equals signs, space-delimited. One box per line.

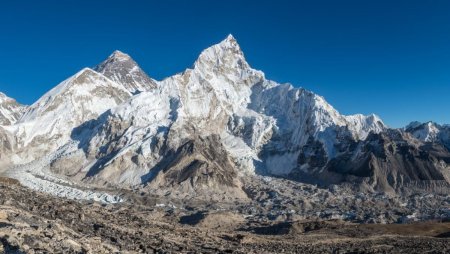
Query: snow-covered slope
xmin=10 ymin=68 xmax=131 ymax=162
xmin=0 ymin=92 xmax=26 ymax=126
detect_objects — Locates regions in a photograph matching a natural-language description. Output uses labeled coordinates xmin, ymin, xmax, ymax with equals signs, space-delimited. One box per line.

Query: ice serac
xmin=94 ymin=50 xmax=157 ymax=93
xmin=0 ymin=92 xmax=27 ymax=126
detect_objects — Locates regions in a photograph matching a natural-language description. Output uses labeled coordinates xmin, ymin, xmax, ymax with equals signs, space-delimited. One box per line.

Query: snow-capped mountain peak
xmin=405 ymin=121 xmax=442 ymax=142
xmin=0 ymin=92 xmax=9 ymax=100
xmin=193 ymin=34 xmax=262 ymax=79
xmin=95 ymin=50 xmax=157 ymax=93
xmin=109 ymin=50 xmax=132 ymax=61
xmin=225 ymin=33 xmax=237 ymax=42
xmin=0 ymin=92 xmax=27 ymax=126
xmin=345 ymin=113 xmax=385 ymax=140
xmin=195 ymin=34 xmax=244 ymax=64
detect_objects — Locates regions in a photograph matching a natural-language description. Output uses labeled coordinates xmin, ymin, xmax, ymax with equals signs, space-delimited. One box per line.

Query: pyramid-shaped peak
xmin=216 ymin=34 xmax=241 ymax=50
xmin=426 ymin=121 xmax=438 ymax=127
xmin=95 ymin=51 xmax=136 ymax=73
xmin=108 ymin=50 xmax=132 ymax=61
xmin=94 ymin=50 xmax=157 ymax=93
xmin=194 ymin=34 xmax=248 ymax=70
xmin=225 ymin=34 xmax=236 ymax=42
xmin=191 ymin=34 xmax=266 ymax=82
xmin=112 ymin=49 xmax=126 ymax=55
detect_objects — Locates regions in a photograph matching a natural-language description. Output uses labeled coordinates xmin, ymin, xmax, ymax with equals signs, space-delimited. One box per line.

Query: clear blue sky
xmin=0 ymin=0 xmax=449 ymax=127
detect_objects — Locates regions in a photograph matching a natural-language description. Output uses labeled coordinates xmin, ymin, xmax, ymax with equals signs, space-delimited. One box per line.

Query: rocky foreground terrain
xmin=0 ymin=177 xmax=449 ymax=253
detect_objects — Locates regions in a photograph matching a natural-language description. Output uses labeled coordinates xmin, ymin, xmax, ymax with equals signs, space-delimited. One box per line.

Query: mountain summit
xmin=95 ymin=50 xmax=157 ymax=93
xmin=0 ymin=35 xmax=449 ymax=202
xmin=0 ymin=92 xmax=26 ymax=126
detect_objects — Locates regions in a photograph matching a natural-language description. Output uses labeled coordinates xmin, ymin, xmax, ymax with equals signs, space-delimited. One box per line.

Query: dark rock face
xmin=283 ymin=128 xmax=450 ymax=193
xmin=94 ymin=50 xmax=157 ymax=93
xmin=297 ymin=137 xmax=328 ymax=169
xmin=324 ymin=129 xmax=450 ymax=192
xmin=140 ymin=135 xmax=247 ymax=201
xmin=161 ymin=135 xmax=238 ymax=188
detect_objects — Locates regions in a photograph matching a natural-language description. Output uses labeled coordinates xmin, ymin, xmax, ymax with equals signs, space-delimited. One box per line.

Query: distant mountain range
xmin=0 ymin=35 xmax=448 ymax=201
